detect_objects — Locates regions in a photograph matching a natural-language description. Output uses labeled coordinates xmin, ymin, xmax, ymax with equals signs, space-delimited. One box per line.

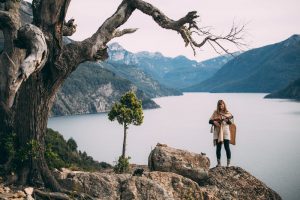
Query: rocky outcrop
xmin=202 ymin=166 xmax=282 ymax=200
xmin=54 ymin=169 xmax=205 ymax=199
xmin=144 ymin=171 xmax=204 ymax=199
xmin=0 ymin=144 xmax=282 ymax=200
xmin=148 ymin=143 xmax=210 ymax=184
xmin=147 ymin=144 xmax=281 ymax=200
xmin=53 ymin=165 xmax=281 ymax=200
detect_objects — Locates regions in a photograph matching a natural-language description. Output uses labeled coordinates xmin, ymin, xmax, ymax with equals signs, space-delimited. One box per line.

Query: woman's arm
xmin=225 ymin=114 xmax=234 ymax=124
xmin=209 ymin=111 xmax=221 ymax=126
xmin=209 ymin=119 xmax=221 ymax=127
xmin=209 ymin=119 xmax=214 ymax=124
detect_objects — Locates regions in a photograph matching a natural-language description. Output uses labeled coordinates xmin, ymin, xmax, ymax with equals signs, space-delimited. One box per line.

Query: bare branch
xmin=65 ymin=0 xmax=136 ymax=63
xmin=113 ymin=28 xmax=138 ymax=38
xmin=189 ymin=23 xmax=246 ymax=55
xmin=208 ymin=40 xmax=223 ymax=55
xmin=131 ymin=0 xmax=245 ymax=55
xmin=131 ymin=0 xmax=179 ymax=29
xmin=63 ymin=18 xmax=77 ymax=36
xmin=66 ymin=0 xmax=186 ymax=63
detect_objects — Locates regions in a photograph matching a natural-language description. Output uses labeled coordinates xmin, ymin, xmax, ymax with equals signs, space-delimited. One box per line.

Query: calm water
xmin=48 ymin=93 xmax=300 ymax=200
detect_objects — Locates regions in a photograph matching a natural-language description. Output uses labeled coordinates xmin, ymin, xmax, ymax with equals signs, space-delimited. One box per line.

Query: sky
xmin=35 ymin=0 xmax=300 ymax=61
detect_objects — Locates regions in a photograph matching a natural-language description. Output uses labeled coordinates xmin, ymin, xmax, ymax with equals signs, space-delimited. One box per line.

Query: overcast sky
xmin=54 ymin=1 xmax=300 ymax=61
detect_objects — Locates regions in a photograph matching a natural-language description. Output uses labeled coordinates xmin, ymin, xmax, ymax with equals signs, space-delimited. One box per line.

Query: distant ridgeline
xmin=184 ymin=35 xmax=300 ymax=94
xmin=265 ymin=78 xmax=300 ymax=100
xmin=108 ymin=42 xmax=234 ymax=89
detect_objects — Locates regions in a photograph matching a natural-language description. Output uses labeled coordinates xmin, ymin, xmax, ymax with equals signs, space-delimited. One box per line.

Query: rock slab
xmin=202 ymin=166 xmax=282 ymax=200
xmin=56 ymin=170 xmax=206 ymax=200
xmin=148 ymin=143 xmax=210 ymax=183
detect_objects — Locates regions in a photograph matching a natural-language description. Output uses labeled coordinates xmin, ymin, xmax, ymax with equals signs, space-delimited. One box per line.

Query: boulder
xmin=144 ymin=171 xmax=204 ymax=199
xmin=202 ymin=166 xmax=282 ymax=200
xmin=58 ymin=171 xmax=128 ymax=199
xmin=148 ymin=143 xmax=210 ymax=183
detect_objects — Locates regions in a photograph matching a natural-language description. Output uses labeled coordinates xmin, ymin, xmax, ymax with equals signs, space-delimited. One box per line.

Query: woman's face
xmin=218 ymin=102 xmax=225 ymax=111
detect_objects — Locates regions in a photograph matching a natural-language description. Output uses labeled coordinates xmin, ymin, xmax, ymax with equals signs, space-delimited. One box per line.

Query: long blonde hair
xmin=216 ymin=100 xmax=228 ymax=114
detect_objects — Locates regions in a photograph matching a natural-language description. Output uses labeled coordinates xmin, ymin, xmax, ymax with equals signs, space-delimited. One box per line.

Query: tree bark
xmin=13 ymin=73 xmax=62 ymax=191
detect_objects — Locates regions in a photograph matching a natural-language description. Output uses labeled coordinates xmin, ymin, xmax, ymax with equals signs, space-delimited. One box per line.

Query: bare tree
xmin=0 ymin=0 xmax=244 ymax=192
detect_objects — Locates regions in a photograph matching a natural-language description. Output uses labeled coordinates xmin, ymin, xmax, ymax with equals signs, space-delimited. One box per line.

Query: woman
xmin=209 ymin=100 xmax=234 ymax=167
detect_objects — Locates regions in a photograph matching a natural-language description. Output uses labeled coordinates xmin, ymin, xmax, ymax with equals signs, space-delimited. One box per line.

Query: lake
xmin=48 ymin=93 xmax=300 ymax=200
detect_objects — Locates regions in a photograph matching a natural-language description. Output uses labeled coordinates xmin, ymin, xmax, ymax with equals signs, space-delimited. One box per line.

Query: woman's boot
xmin=227 ymin=159 xmax=230 ymax=167
xmin=217 ymin=159 xmax=221 ymax=167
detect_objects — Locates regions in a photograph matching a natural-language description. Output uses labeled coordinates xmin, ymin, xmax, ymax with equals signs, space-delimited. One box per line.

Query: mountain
xmin=51 ymin=62 xmax=161 ymax=116
xmin=102 ymin=61 xmax=181 ymax=98
xmin=52 ymin=59 xmax=184 ymax=116
xmin=265 ymin=77 xmax=300 ymax=100
xmin=184 ymin=35 xmax=300 ymax=92
xmin=108 ymin=43 xmax=233 ymax=89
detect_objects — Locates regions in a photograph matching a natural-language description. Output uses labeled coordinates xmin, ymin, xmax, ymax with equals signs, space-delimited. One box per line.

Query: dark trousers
xmin=215 ymin=139 xmax=231 ymax=160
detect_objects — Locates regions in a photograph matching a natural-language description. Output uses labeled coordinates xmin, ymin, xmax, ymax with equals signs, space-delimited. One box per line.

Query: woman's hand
xmin=225 ymin=115 xmax=233 ymax=124
xmin=213 ymin=121 xmax=220 ymax=127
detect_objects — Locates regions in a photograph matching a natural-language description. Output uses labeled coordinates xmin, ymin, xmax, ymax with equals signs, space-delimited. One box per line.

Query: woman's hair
xmin=217 ymin=100 xmax=228 ymax=113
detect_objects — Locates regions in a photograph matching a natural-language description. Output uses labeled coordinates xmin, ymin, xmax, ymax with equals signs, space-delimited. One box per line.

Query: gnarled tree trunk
xmin=13 ymin=73 xmax=61 ymax=190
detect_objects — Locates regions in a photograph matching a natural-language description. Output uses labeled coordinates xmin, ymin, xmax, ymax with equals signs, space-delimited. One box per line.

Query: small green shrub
xmin=114 ymin=156 xmax=131 ymax=173
xmin=45 ymin=143 xmax=65 ymax=169
xmin=45 ymin=128 xmax=112 ymax=171
xmin=0 ymin=129 xmax=112 ymax=172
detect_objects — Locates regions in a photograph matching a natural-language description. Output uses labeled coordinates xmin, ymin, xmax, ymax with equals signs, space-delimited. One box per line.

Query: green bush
xmin=0 ymin=128 xmax=111 ymax=172
xmin=114 ymin=156 xmax=131 ymax=173
xmin=67 ymin=137 xmax=78 ymax=152
xmin=45 ymin=128 xmax=112 ymax=171
xmin=45 ymin=143 xmax=65 ymax=169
